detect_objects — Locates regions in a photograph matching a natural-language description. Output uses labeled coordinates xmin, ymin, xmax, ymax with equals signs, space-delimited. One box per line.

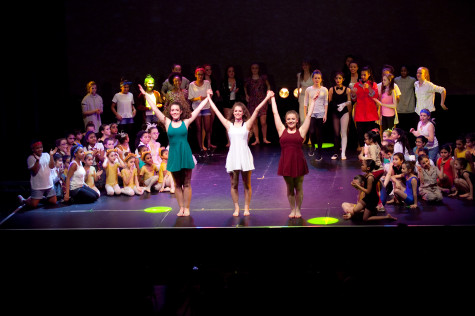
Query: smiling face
xmin=87 ymin=133 xmax=97 ymax=145
xmin=145 ymin=79 xmax=154 ymax=92
xmin=172 ymin=76 xmax=182 ymax=88
xmin=144 ymin=153 xmax=153 ymax=165
xmin=58 ymin=139 xmax=68 ymax=153
xmin=415 ymin=138 xmax=425 ymax=149
xmin=349 ymin=62 xmax=358 ymax=74
xmin=285 ymin=112 xmax=298 ymax=129
xmin=170 ymin=104 xmax=182 ymax=121
xmin=233 ymin=105 xmax=244 ymax=121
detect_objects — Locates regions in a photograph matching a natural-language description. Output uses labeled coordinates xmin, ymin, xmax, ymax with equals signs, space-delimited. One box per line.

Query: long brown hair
xmin=227 ymin=102 xmax=251 ymax=123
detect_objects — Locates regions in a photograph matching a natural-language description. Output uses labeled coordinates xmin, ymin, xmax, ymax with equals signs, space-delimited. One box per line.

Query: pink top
xmin=381 ymin=91 xmax=395 ymax=117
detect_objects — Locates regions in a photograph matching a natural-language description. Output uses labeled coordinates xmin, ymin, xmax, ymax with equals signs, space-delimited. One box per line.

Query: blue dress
xmin=404 ymin=176 xmax=419 ymax=205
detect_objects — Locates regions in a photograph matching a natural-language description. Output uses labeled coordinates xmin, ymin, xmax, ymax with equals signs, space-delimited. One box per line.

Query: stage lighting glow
xmin=311 ymin=143 xmax=334 ymax=149
xmin=144 ymin=206 xmax=172 ymax=213
xmin=307 ymin=217 xmax=339 ymax=225
xmin=293 ymin=88 xmax=301 ymax=98
xmin=279 ymin=88 xmax=289 ymax=98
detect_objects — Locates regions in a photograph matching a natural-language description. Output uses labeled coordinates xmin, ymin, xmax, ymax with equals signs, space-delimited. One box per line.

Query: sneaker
xmin=308 ymin=146 xmax=315 ymax=157
xmin=17 ymin=195 xmax=26 ymax=205
xmin=331 ymin=154 xmax=338 ymax=160
xmin=314 ymin=155 xmax=322 ymax=162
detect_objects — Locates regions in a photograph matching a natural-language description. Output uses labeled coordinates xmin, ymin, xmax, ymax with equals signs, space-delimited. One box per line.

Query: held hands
xmin=266 ymin=90 xmax=275 ymax=99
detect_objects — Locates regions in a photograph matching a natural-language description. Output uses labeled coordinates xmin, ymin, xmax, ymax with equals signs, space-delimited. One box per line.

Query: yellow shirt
xmin=121 ymin=168 xmax=138 ymax=188
xmin=105 ymin=162 xmax=120 ymax=186
xmin=158 ymin=162 xmax=168 ymax=183
xmin=85 ymin=166 xmax=96 ymax=187
xmin=140 ymin=164 xmax=159 ymax=181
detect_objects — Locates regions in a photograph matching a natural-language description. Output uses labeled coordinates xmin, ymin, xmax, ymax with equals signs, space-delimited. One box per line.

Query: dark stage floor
xmin=1 ymin=144 xmax=474 ymax=230
xmin=2 ymin=144 xmax=474 ymax=315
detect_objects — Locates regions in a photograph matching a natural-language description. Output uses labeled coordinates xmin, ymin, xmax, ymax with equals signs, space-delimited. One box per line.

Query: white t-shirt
xmin=188 ymin=80 xmax=211 ymax=110
xmin=304 ymin=86 xmax=328 ymax=117
xmin=27 ymin=153 xmax=53 ymax=190
xmin=112 ymin=92 xmax=135 ymax=118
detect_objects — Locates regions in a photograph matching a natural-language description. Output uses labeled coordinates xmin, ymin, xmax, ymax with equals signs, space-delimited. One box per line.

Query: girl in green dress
xmin=139 ymin=84 xmax=212 ymax=217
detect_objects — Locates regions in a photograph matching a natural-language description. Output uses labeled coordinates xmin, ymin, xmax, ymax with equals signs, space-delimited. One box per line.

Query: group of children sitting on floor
xmin=342 ymin=128 xmax=474 ymax=221
xmin=18 ymin=122 xmax=176 ymax=208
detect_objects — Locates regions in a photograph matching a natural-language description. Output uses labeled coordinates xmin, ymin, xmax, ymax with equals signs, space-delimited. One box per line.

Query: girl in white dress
xmin=208 ymin=90 xmax=275 ymax=216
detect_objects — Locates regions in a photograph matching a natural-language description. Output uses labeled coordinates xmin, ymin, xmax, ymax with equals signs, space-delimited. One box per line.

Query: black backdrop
xmin=2 ymin=0 xmax=475 ymax=182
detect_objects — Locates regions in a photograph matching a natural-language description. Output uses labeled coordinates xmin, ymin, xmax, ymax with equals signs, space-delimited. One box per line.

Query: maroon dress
xmin=277 ymin=129 xmax=309 ymax=177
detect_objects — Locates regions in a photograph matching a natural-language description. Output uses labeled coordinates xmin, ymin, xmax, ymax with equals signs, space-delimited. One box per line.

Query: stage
xmin=1 ymin=144 xmax=474 ymax=315
xmin=1 ymin=144 xmax=474 ymax=230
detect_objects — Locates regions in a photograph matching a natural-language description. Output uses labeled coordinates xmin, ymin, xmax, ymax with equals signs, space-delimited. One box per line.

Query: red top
xmin=353 ymin=80 xmax=379 ymax=122
xmin=437 ymin=157 xmax=455 ymax=187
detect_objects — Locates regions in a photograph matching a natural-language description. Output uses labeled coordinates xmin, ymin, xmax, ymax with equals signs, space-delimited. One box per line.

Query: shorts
xmin=31 ymin=187 xmax=56 ymax=200
xmin=198 ymin=109 xmax=211 ymax=116
xmin=119 ymin=117 xmax=134 ymax=125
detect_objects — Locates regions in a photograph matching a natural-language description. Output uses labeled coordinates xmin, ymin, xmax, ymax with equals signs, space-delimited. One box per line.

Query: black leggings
xmin=356 ymin=121 xmax=378 ymax=148
xmin=309 ymin=117 xmax=324 ymax=155
xmin=380 ymin=115 xmax=395 ymax=132
xmin=70 ymin=185 xmax=99 ymax=204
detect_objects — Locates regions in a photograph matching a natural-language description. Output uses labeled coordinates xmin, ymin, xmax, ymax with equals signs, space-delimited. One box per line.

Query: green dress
xmin=166 ymin=121 xmax=195 ymax=172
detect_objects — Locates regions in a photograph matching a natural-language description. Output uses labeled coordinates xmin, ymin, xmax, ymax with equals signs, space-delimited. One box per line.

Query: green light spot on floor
xmin=307 ymin=217 xmax=339 ymax=225
xmin=313 ymin=143 xmax=334 ymax=149
xmin=144 ymin=206 xmax=172 ymax=213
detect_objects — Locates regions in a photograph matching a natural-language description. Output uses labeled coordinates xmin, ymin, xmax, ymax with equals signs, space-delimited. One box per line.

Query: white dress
xmin=225 ymin=122 xmax=254 ymax=173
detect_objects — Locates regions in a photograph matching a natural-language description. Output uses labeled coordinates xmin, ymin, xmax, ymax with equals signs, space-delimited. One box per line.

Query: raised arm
xmin=185 ymin=89 xmax=213 ymax=127
xmin=138 ymin=84 xmax=169 ymax=126
xmin=270 ymin=95 xmax=285 ymax=136
xmin=207 ymin=93 xmax=231 ymax=130
xmin=247 ymin=90 xmax=274 ymax=129
xmin=299 ymin=90 xmax=316 ymax=138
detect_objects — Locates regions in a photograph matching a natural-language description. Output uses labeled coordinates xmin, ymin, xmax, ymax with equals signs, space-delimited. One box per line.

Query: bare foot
xmin=386 ymin=199 xmax=395 ymax=204
xmin=263 ymin=139 xmax=271 ymax=144
xmin=289 ymin=210 xmax=296 ymax=218
xmin=144 ymin=187 xmax=151 ymax=193
xmin=343 ymin=212 xmax=352 ymax=220
xmin=243 ymin=210 xmax=250 ymax=216
xmin=233 ymin=209 xmax=239 ymax=217
xmin=177 ymin=209 xmax=184 ymax=217
xmin=209 ymin=144 xmax=217 ymax=149
xmin=183 ymin=209 xmax=190 ymax=216
xmin=387 ymin=214 xmax=397 ymax=221
xmin=294 ymin=210 xmax=302 ymax=218
xmin=251 ymin=141 xmax=260 ymax=146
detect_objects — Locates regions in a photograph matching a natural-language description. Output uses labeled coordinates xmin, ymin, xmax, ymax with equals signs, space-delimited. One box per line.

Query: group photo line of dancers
xmin=17 ymin=58 xmax=475 ymax=221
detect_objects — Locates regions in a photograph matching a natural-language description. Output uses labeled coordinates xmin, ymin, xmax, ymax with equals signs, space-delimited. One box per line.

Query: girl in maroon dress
xmin=270 ymin=91 xmax=315 ymax=218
